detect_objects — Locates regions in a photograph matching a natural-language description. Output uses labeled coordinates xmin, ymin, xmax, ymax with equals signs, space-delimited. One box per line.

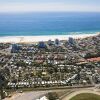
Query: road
xmin=3 ymin=87 xmax=96 ymax=100
xmin=62 ymin=88 xmax=100 ymax=100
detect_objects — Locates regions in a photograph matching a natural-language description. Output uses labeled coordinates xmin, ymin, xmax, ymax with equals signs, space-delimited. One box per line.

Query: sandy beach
xmin=0 ymin=34 xmax=98 ymax=43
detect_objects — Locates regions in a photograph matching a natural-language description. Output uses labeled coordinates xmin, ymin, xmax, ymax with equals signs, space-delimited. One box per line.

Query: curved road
xmin=62 ymin=89 xmax=100 ymax=100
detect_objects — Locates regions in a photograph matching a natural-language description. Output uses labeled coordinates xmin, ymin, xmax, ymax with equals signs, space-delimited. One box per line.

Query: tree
xmin=47 ymin=92 xmax=59 ymax=100
xmin=0 ymin=72 xmax=8 ymax=99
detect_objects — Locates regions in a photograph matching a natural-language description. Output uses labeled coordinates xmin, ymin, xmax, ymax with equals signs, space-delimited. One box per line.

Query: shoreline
xmin=0 ymin=33 xmax=98 ymax=43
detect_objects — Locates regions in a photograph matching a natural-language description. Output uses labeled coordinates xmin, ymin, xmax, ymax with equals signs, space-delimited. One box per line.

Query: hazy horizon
xmin=0 ymin=0 xmax=100 ymax=13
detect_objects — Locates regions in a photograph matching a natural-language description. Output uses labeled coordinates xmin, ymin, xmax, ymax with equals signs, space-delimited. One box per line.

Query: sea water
xmin=0 ymin=12 xmax=100 ymax=36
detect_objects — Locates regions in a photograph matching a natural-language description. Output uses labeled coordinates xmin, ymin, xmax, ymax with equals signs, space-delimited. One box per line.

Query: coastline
xmin=0 ymin=33 xmax=98 ymax=43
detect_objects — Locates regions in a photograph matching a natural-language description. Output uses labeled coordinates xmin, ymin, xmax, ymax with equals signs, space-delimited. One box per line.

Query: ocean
xmin=0 ymin=12 xmax=100 ymax=36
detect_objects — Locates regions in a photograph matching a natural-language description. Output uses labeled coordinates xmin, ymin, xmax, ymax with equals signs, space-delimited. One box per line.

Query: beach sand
xmin=0 ymin=34 xmax=98 ymax=43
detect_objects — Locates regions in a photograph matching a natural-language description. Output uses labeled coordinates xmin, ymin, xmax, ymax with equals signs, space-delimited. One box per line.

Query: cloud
xmin=0 ymin=3 xmax=100 ymax=13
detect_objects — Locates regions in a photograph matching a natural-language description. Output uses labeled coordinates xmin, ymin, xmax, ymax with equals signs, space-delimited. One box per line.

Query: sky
xmin=0 ymin=0 xmax=100 ymax=12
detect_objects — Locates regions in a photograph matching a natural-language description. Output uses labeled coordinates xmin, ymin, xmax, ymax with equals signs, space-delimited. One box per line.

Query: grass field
xmin=70 ymin=93 xmax=100 ymax=100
